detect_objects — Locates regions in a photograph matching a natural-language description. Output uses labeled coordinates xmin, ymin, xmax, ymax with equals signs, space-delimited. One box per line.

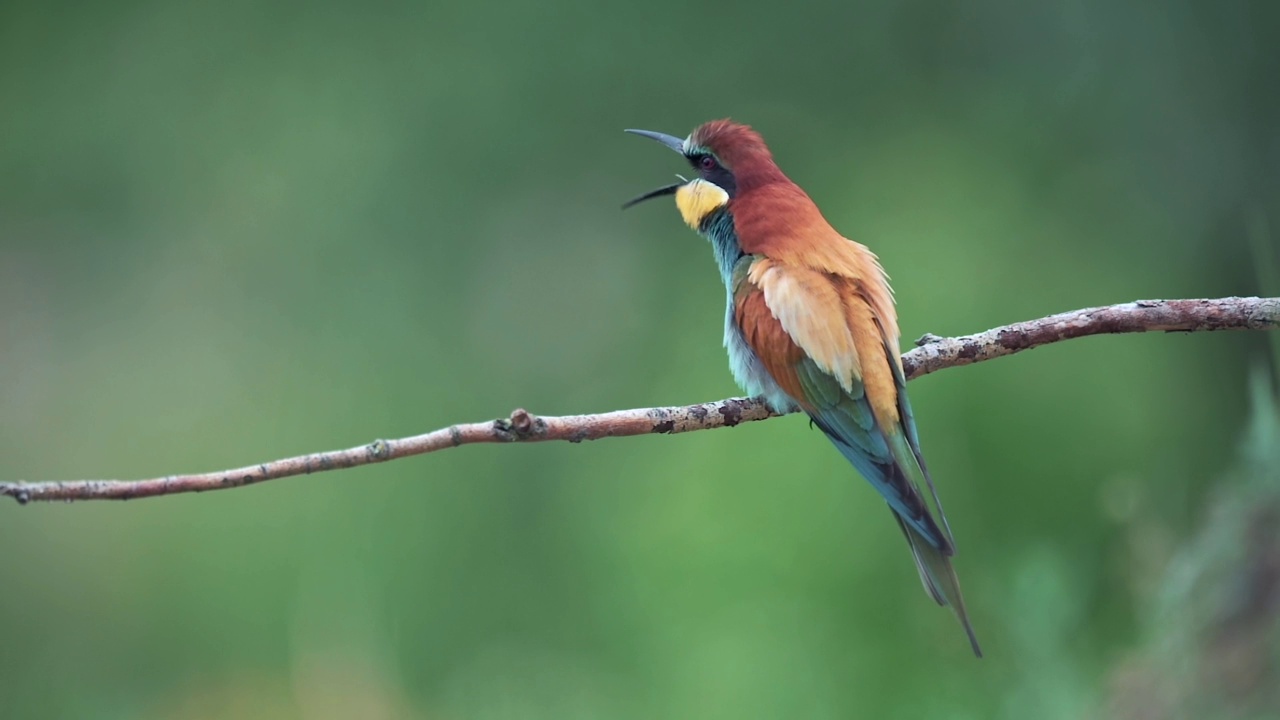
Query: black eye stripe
xmin=686 ymin=152 xmax=738 ymax=198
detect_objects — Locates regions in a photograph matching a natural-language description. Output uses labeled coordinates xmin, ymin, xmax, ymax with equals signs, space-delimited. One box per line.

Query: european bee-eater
xmin=624 ymin=119 xmax=981 ymax=657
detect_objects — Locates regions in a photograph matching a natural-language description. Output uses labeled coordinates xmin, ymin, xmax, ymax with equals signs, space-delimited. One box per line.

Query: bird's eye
xmin=699 ymin=155 xmax=717 ymax=171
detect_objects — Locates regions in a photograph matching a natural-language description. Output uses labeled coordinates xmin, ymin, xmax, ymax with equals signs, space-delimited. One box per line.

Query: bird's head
xmin=623 ymin=119 xmax=782 ymax=229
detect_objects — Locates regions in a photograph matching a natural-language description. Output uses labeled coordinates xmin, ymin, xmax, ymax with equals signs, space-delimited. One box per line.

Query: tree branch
xmin=3 ymin=296 xmax=1277 ymax=505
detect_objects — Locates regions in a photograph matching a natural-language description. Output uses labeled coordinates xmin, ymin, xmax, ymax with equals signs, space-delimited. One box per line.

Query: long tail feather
xmin=895 ymin=514 xmax=983 ymax=657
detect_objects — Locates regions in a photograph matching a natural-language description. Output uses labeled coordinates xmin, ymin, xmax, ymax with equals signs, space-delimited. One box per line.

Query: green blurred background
xmin=3 ymin=0 xmax=1279 ymax=717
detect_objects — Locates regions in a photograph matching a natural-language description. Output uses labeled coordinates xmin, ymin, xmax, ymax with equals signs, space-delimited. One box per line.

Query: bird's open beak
xmin=621 ymin=182 xmax=683 ymax=209
xmin=624 ymin=128 xmax=685 ymax=153
xmin=622 ymin=128 xmax=687 ymax=209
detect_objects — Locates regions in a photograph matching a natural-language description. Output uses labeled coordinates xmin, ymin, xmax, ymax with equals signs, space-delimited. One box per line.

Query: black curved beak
xmin=621 ymin=182 xmax=682 ymax=209
xmin=624 ymin=128 xmax=686 ymax=154
xmin=623 ymin=128 xmax=686 ymax=209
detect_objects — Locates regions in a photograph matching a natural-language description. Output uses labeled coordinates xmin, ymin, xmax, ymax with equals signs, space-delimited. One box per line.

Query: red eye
xmin=699 ymin=155 xmax=716 ymax=171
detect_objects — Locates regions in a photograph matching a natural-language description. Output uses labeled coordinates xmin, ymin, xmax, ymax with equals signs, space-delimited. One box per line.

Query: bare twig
xmin=3 ymin=296 xmax=1277 ymax=505
xmin=905 ymin=297 xmax=1280 ymax=376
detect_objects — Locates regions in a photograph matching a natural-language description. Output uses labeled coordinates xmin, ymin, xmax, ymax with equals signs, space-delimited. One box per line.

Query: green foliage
xmin=1 ymin=0 xmax=1277 ymax=717
xmin=1108 ymin=372 xmax=1280 ymax=719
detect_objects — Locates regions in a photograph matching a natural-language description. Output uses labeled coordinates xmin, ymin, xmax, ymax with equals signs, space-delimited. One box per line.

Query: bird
xmin=622 ymin=119 xmax=981 ymax=657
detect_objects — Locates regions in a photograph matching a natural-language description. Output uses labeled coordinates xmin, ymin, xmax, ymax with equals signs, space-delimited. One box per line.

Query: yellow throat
xmin=675 ymin=179 xmax=730 ymax=229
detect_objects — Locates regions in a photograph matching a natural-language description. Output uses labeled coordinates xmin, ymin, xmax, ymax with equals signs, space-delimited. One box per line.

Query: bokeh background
xmin=3 ymin=1 xmax=1279 ymax=717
